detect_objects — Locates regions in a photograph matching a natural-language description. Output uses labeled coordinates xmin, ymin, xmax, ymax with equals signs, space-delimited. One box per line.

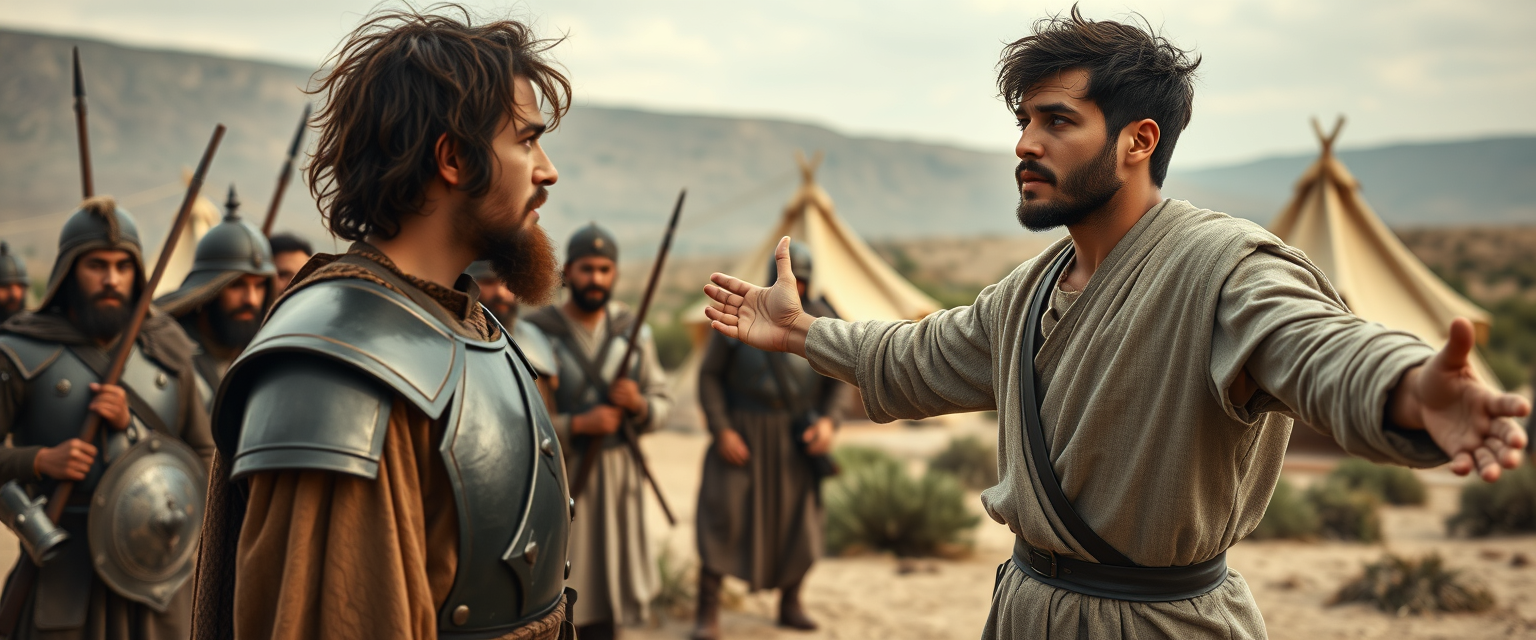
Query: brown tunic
xmin=0 ymin=310 xmax=214 ymax=640
xmin=192 ymin=246 xmax=566 ymax=640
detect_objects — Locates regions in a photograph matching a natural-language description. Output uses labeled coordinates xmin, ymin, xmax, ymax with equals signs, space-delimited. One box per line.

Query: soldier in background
xmin=0 ymin=242 xmax=29 ymax=323
xmin=526 ymin=223 xmax=672 ymax=640
xmin=691 ymin=243 xmax=842 ymax=639
xmin=0 ymin=197 xmax=213 ymax=639
xmin=266 ymin=232 xmax=312 ymax=295
xmin=153 ymin=186 xmax=274 ymax=396
xmin=467 ymin=259 xmax=558 ymax=409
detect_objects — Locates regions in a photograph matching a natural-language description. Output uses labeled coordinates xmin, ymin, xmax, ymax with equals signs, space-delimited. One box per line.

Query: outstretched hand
xmin=704 ymin=237 xmax=814 ymax=356
xmin=1391 ymin=318 xmax=1529 ymax=482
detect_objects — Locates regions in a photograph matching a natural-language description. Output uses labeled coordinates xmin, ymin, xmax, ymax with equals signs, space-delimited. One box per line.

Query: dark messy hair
xmin=267 ymin=232 xmax=312 ymax=256
xmin=998 ymin=5 xmax=1199 ymax=186
xmin=307 ymin=4 xmax=571 ymax=241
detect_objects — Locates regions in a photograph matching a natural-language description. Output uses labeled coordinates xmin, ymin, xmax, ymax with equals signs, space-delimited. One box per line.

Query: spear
xmin=72 ymin=47 xmax=93 ymax=199
xmin=570 ymin=189 xmax=685 ymax=526
xmin=0 ymin=124 xmax=226 ymax=635
xmin=261 ymin=103 xmax=311 ymax=237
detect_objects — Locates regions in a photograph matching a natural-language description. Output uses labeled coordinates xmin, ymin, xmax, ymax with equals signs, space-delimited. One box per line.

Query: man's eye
xmin=1015 ymin=119 xmax=1028 ymax=131
xmin=1052 ymin=116 xmax=1069 ymax=126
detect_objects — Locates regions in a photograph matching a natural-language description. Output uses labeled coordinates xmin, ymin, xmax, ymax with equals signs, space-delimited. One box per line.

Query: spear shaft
xmin=72 ymin=47 xmax=93 ymax=199
xmin=262 ymin=103 xmax=311 ymax=237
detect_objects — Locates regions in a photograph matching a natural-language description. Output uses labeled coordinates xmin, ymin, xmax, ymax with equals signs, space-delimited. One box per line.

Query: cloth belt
xmin=1010 ymin=537 xmax=1229 ymax=602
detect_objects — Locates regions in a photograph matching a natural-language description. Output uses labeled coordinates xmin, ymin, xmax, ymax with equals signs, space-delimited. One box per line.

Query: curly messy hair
xmin=307 ymin=4 xmax=571 ymax=241
xmin=998 ymin=5 xmax=1200 ymax=186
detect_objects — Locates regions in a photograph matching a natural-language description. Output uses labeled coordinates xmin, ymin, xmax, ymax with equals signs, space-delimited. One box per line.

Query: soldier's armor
xmin=717 ymin=340 xmax=821 ymax=414
xmin=214 ymin=277 xmax=572 ymax=636
xmin=0 ymin=332 xmax=200 ymax=621
xmin=527 ymin=309 xmax=645 ymax=452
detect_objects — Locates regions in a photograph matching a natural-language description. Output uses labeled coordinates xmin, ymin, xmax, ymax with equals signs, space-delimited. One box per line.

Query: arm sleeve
xmin=1211 ymin=247 xmax=1445 ymax=467
xmin=802 ymin=278 xmax=1009 ymax=423
xmin=0 ymin=356 xmax=38 ymax=484
xmin=234 ymin=399 xmax=456 ymax=640
xmin=696 ymin=334 xmax=735 ymax=437
xmin=632 ymin=324 xmax=673 ymax=434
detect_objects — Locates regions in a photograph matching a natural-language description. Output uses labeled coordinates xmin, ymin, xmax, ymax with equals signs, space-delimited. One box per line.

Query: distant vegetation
xmin=1251 ymin=475 xmax=1390 ymax=543
xmin=927 ymin=436 xmax=998 ymax=491
xmin=825 ymin=446 xmax=980 ymax=557
xmin=1330 ymin=553 xmax=1494 ymax=615
xmin=1446 ymin=463 xmax=1536 ymax=537
xmin=1325 ymin=459 xmax=1428 ymax=507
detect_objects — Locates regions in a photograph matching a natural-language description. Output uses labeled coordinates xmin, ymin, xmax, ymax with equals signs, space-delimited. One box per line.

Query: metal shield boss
xmin=87 ymin=434 xmax=206 ymax=612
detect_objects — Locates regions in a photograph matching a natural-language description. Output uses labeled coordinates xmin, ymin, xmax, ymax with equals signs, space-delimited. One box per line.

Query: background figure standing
xmin=467 ymin=259 xmax=558 ymax=410
xmin=266 ymin=232 xmax=311 ymax=295
xmin=0 ymin=197 xmax=212 ymax=639
xmin=692 ymin=242 xmax=841 ymax=640
xmin=526 ymin=223 xmax=671 ymax=640
xmin=0 ymin=242 xmax=29 ymax=324
xmin=153 ymin=186 xmax=275 ymax=398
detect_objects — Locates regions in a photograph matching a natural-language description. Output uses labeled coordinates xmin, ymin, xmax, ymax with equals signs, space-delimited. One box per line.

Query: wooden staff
xmin=0 ymin=124 xmax=226 ymax=635
xmin=570 ymin=189 xmax=685 ymax=526
xmin=261 ymin=103 xmax=311 ymax=237
xmin=72 ymin=47 xmax=93 ymax=199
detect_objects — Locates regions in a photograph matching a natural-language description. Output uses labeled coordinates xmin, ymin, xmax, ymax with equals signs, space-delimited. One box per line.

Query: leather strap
xmin=1011 ymin=537 xmax=1228 ymax=602
xmin=1019 ymin=247 xmax=1135 ymax=567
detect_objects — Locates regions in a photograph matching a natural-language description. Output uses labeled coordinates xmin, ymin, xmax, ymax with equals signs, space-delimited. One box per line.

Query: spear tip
xmin=72 ymin=46 xmax=85 ymax=98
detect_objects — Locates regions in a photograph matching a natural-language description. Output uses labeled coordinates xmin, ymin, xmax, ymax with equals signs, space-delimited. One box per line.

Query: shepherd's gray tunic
xmin=803 ymin=200 xmax=1447 ymax=638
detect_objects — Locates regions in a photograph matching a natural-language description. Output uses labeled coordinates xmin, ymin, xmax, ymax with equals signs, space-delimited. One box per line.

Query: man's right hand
xmin=572 ymin=405 xmax=623 ymax=436
xmin=704 ymin=237 xmax=815 ymax=357
xmin=35 ymin=439 xmax=97 ymax=481
xmin=716 ymin=428 xmax=750 ymax=466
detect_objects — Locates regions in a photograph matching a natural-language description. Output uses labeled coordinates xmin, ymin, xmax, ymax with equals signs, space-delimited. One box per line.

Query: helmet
xmin=39 ymin=196 xmax=144 ymax=311
xmin=765 ymin=240 xmax=813 ymax=285
xmin=154 ymin=185 xmax=275 ymax=317
xmin=565 ymin=223 xmax=618 ymax=265
xmin=0 ymin=242 xmax=28 ymax=287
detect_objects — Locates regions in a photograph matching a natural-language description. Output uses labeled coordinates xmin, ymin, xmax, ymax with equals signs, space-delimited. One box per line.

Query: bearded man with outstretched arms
xmin=703 ymin=10 xmax=1529 ymax=639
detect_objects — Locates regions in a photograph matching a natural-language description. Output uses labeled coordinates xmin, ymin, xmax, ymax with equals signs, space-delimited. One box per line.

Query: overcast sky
xmin=3 ymin=0 xmax=1532 ymax=169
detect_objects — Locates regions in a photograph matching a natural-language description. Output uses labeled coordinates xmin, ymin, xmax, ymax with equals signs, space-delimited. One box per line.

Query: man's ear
xmin=434 ymin=133 xmax=463 ymax=187
xmin=1124 ymin=118 xmax=1160 ymax=170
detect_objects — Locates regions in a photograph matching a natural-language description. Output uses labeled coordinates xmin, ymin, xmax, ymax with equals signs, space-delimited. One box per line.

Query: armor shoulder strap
xmin=226 ymin=352 xmax=393 ymax=481
xmin=214 ymin=277 xmax=469 ymax=463
xmin=0 ymin=334 xmax=63 ymax=380
xmin=522 ymin=306 xmax=568 ymax=338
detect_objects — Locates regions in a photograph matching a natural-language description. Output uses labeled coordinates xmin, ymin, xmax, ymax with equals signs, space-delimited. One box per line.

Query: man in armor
xmin=0 ymin=196 xmax=213 ymax=639
xmin=0 ymin=242 xmax=29 ymax=323
xmin=192 ymin=9 xmax=576 ymax=640
xmin=691 ymin=243 xmax=843 ymax=639
xmin=525 ymin=223 xmax=672 ymax=640
xmin=467 ymin=259 xmax=558 ymax=409
xmin=267 ymin=233 xmax=312 ymax=295
xmin=153 ymin=185 xmax=275 ymax=395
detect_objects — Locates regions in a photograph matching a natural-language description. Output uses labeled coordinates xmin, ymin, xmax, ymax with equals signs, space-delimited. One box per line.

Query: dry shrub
xmin=648 ymin=547 xmax=745 ymax=622
xmin=826 ymin=446 xmax=980 ymax=557
xmin=928 ymin=436 xmax=998 ymax=490
xmin=1447 ymin=463 xmax=1536 ymax=537
xmin=1330 ymin=553 xmax=1494 ymax=615
xmin=1307 ymin=479 xmax=1383 ymax=542
xmin=1249 ymin=479 xmax=1320 ymax=540
xmin=1327 ymin=459 xmax=1427 ymax=506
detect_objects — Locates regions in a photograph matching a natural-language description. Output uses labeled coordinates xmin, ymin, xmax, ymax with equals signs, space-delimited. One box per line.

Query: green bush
xmin=651 ymin=321 xmax=695 ymax=371
xmin=1330 ymin=553 xmax=1494 ymax=615
xmin=1249 ymin=479 xmax=1320 ymax=540
xmin=1446 ymin=463 xmax=1536 ymax=537
xmin=650 ymin=546 xmax=695 ymax=620
xmin=1307 ymin=479 xmax=1383 ymax=543
xmin=825 ymin=446 xmax=980 ymax=557
xmin=1327 ymin=459 xmax=1428 ymax=506
xmin=927 ymin=436 xmax=998 ymax=491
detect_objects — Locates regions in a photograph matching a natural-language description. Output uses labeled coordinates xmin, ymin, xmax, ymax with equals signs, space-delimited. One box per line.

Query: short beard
xmin=208 ymin=302 xmax=261 ymax=349
xmin=1015 ymin=135 xmax=1124 ymax=232
xmin=461 ymin=186 xmax=560 ymax=307
xmin=569 ymin=283 xmax=610 ymax=313
xmin=65 ymin=281 xmax=133 ymax=342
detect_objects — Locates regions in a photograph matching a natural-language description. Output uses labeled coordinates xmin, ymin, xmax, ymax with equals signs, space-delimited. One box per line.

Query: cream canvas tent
xmin=1270 ymin=117 xmax=1500 ymax=388
xmin=150 ymin=171 xmax=223 ymax=299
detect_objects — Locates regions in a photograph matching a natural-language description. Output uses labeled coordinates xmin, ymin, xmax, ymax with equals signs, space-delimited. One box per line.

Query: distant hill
xmin=2 ymin=28 xmax=1531 ymax=278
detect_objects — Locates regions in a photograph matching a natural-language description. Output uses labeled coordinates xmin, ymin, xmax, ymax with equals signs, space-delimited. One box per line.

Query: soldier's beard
xmin=1015 ymin=135 xmax=1124 ymax=232
xmin=462 ymin=187 xmax=559 ymax=307
xmin=570 ymin=283 xmax=610 ymax=313
xmin=66 ymin=282 xmax=133 ymax=342
xmin=209 ymin=303 xmax=261 ymax=349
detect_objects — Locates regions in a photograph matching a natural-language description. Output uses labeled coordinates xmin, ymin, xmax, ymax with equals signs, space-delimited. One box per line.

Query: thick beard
xmin=483 ymin=302 xmax=518 ymax=328
xmin=65 ymin=280 xmax=132 ymax=342
xmin=462 ymin=186 xmax=560 ymax=307
xmin=569 ymin=283 xmax=610 ymax=313
xmin=1014 ymin=135 xmax=1124 ymax=232
xmin=208 ymin=303 xmax=261 ymax=349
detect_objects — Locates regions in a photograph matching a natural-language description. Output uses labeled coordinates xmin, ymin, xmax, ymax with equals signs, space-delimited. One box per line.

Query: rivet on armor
xmin=15 ymin=514 xmax=24 ymax=525
xmin=1 ymin=372 xmax=8 ymax=381
xmin=149 ymin=438 xmax=161 ymax=452
xmin=452 ymin=604 xmax=470 ymax=626
xmin=540 ymin=437 xmax=553 ymax=456
xmin=95 ymin=553 xmax=106 ymax=566
xmin=565 ymin=560 xmax=571 ymax=579
xmin=95 ymin=494 xmax=105 ymax=507
xmin=569 ymin=498 xmax=575 ymax=519
xmin=523 ymin=539 xmax=538 ymax=565
xmin=55 ymin=379 xmax=71 ymax=396
xmin=155 ymin=372 xmax=168 ymax=388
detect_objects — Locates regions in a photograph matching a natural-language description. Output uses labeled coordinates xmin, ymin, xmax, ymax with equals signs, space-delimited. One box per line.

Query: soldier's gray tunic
xmin=803 ymin=200 xmax=1446 ymax=638
xmin=525 ymin=302 xmax=671 ymax=627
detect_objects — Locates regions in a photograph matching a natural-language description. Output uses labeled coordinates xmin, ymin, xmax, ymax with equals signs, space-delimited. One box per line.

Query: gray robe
xmin=803 ymin=200 xmax=1446 ymax=638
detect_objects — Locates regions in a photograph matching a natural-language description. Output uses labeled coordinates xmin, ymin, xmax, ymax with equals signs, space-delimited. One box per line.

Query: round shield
xmin=87 ymin=434 xmax=207 ymax=612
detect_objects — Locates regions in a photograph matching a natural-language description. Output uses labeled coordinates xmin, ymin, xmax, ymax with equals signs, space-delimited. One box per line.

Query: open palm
xmin=1405 ymin=319 xmax=1529 ymax=481
xmin=703 ymin=237 xmax=807 ymax=353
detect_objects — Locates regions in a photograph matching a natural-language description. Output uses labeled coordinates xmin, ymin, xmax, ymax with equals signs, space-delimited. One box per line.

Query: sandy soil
xmin=2 ymin=415 xmax=1527 ymax=639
